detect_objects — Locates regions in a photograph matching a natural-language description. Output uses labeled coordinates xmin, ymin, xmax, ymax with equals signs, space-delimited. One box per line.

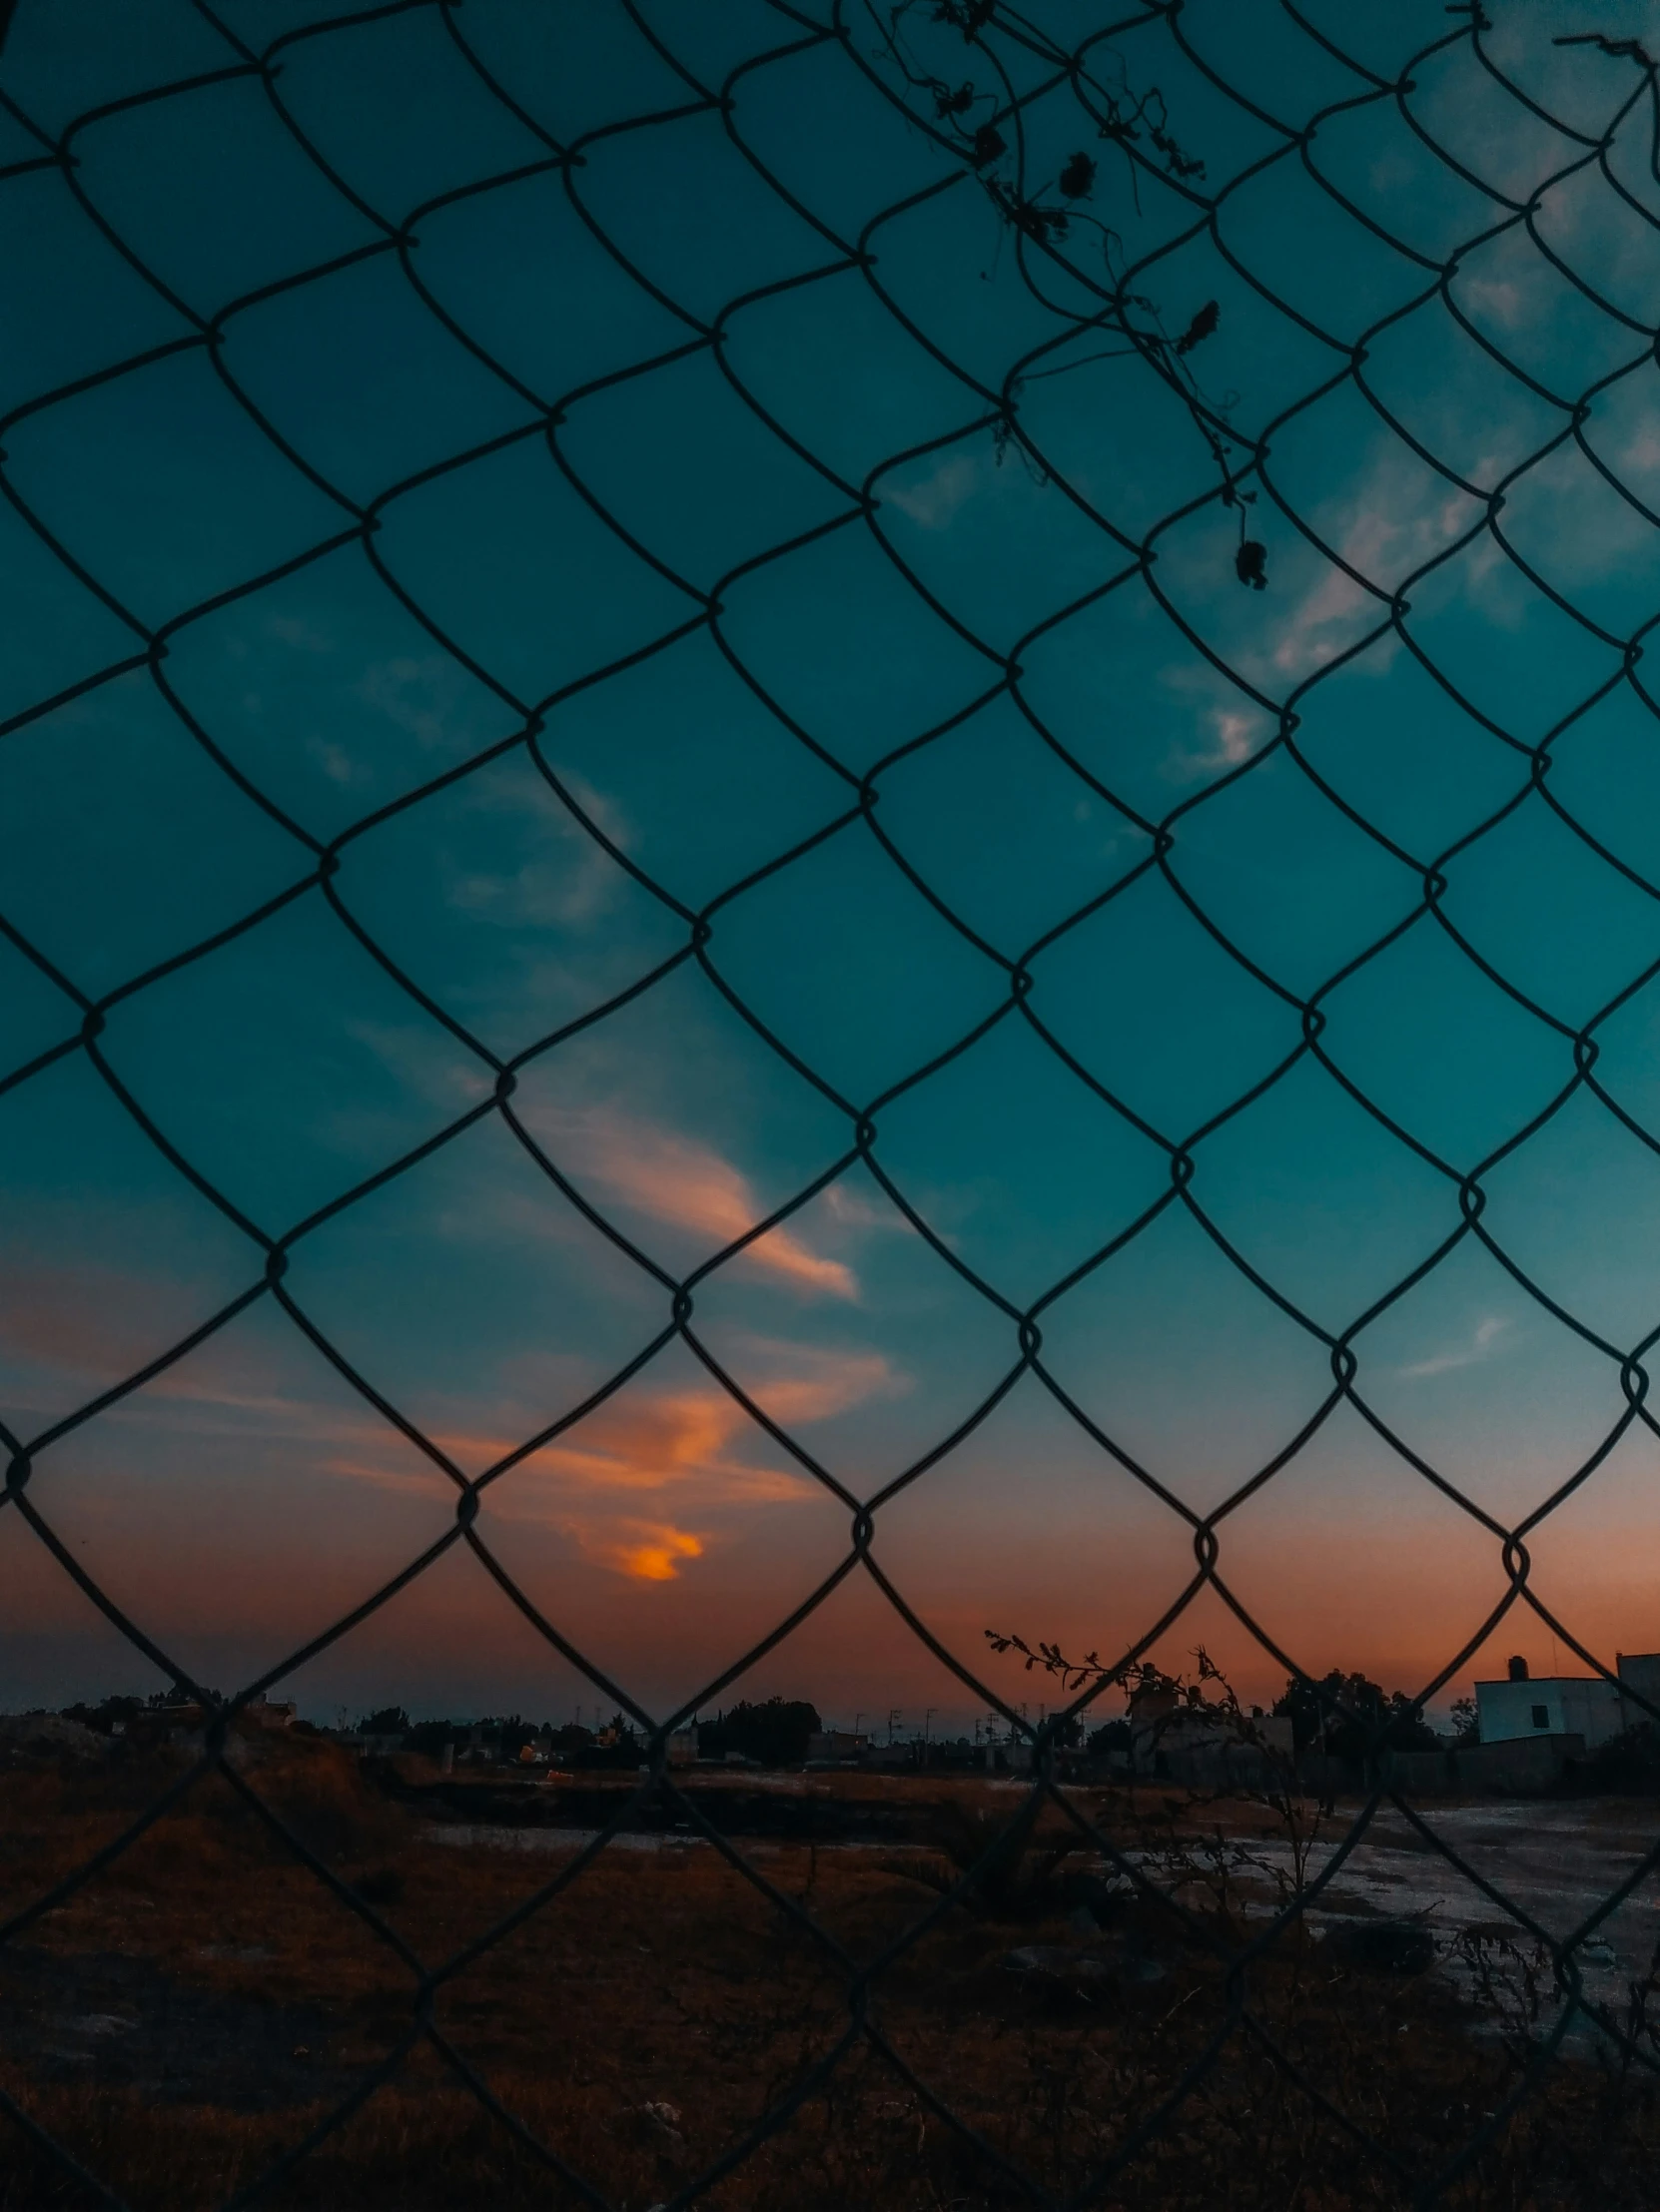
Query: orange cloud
xmin=735 ymin=1348 xmax=904 ymax=1429
xmin=524 ymin=1389 xmax=804 ymax=1503
xmin=477 ymin=1343 xmax=902 ymax=1499
xmin=545 ymin=1112 xmax=857 ymax=1299
xmin=603 ymin=1523 xmax=705 ymax=1581
xmin=386 ymin=1345 xmax=907 ymax=1617
xmin=481 ymin=1350 xmax=908 ymax=1579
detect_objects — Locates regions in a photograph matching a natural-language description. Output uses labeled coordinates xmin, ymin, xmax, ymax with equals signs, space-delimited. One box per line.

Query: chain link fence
xmin=3 ymin=0 xmax=1660 ymax=2203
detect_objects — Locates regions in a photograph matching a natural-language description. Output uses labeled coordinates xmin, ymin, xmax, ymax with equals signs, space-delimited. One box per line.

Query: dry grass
xmin=0 ymin=1741 xmax=1655 ymax=2210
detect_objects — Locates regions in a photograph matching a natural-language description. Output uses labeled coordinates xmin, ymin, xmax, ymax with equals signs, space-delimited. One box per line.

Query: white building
xmin=1473 ymin=1653 xmax=1660 ymax=1750
xmin=1617 ymin=1652 xmax=1660 ymax=1723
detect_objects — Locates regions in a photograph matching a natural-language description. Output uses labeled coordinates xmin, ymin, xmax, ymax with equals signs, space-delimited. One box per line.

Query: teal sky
xmin=3 ymin=0 xmax=1660 ymax=1736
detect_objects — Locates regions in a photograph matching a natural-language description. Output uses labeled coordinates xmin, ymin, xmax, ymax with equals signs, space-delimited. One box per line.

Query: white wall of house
xmin=1475 ymin=1676 xmax=1624 ymax=1748
xmin=1617 ymin=1652 xmax=1660 ymax=1726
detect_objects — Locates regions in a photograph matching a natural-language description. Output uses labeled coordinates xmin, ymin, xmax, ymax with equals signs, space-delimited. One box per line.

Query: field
xmin=1 ymin=1731 xmax=1657 ymax=2210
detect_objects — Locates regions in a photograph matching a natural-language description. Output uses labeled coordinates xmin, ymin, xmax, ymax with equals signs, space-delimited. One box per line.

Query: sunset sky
xmin=3 ymin=0 xmax=1660 ymax=1737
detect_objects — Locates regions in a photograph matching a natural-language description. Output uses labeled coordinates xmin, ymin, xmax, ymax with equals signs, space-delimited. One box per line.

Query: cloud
xmin=455 ymin=1342 xmax=903 ymax=1584
xmin=1158 ymin=659 xmax=1274 ymax=781
xmin=1455 ymin=275 xmax=1527 ymax=333
xmin=50 ymin=1292 xmax=883 ymax=1565
xmin=595 ymin=1522 xmax=704 ymax=1581
xmin=484 ymin=1346 xmax=900 ymax=1576
xmin=266 ymin=612 xmax=332 ymax=653
xmin=1399 ymin=1314 xmax=1508 ymax=1380
xmin=1206 ymin=708 xmax=1257 ymax=765
xmin=337 ymin=1019 xmax=494 ymax=1128
xmin=1264 ymin=453 xmax=1481 ymax=684
xmin=0 ymin=1254 xmax=275 ymax=1428
xmin=442 ymin=763 xmax=631 ymax=932
xmin=719 ymin=1336 xmax=907 ymax=1429
xmin=474 ymin=1383 xmax=814 ymax=1585
xmin=431 ymin=1323 xmax=903 ymax=1481
xmin=308 ymin=738 xmax=360 ymax=788
xmin=881 ymin=450 xmax=980 ymax=531
xmin=551 ymin=1111 xmax=858 ymax=1299
xmin=526 ymin=1387 xmax=801 ymax=1500
xmin=354 ymin=654 xmax=481 ymax=751
xmin=3 ymin=1279 xmax=461 ymax=1513
xmin=0 ymin=1260 xmax=180 ymax=1386
xmin=822 ymin=1181 xmax=908 ymax=1232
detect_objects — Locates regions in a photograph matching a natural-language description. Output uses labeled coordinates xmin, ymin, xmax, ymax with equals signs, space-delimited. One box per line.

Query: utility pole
xmin=924 ymin=1707 xmax=937 ymax=1742
xmin=887 ymin=1707 xmax=901 ymax=1744
xmin=854 ymin=1712 xmax=865 ymax=1740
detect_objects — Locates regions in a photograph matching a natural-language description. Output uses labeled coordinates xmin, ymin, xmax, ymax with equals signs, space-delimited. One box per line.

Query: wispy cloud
xmin=517 ymin=1388 xmax=807 ymax=1502
xmin=881 ymin=449 xmax=980 ymax=531
xmin=0 ymin=1260 xmax=187 ymax=1387
xmin=472 ymin=1371 xmax=849 ymax=1583
xmin=447 ymin=1342 xmax=903 ymax=1577
xmin=548 ymin=1111 xmax=858 ymax=1299
xmin=1265 ymin=450 xmax=1482 ymax=684
xmin=822 ymin=1180 xmax=909 ymax=1232
xmin=16 ymin=1268 xmax=893 ymax=1594
xmin=686 ymin=1332 xmax=909 ymax=1444
xmin=442 ymin=763 xmax=631 ymax=932
xmin=1158 ymin=659 xmax=1274 ymax=782
xmin=355 ymin=653 xmax=479 ymax=751
xmin=267 ymin=612 xmax=332 ymax=654
xmin=343 ymin=1018 xmax=493 ymax=1112
xmin=1399 ymin=1313 xmax=1508 ymax=1379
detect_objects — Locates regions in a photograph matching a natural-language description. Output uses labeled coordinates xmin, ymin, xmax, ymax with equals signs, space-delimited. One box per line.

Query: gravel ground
xmin=1238 ymin=1799 xmax=1660 ymax=2039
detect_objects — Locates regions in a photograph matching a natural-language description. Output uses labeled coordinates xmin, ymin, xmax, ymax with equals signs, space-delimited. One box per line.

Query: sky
xmin=3 ymin=0 xmax=1660 ymax=1736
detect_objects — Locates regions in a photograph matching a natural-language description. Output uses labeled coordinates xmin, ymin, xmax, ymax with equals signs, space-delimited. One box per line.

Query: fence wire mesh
xmin=3 ymin=0 xmax=1660 ymax=2204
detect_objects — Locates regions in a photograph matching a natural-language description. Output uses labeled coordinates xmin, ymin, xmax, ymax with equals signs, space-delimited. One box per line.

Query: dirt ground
xmin=1 ymin=1738 xmax=1657 ymax=2210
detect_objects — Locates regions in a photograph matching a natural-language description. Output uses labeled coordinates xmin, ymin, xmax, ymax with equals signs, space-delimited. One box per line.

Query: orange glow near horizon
xmin=6 ymin=1254 xmax=1658 ymax=1721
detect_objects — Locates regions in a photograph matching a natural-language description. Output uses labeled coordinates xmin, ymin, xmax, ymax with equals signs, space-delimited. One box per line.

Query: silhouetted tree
xmin=698 ymin=1698 xmax=820 ymax=1767
xmin=1272 ymin=1672 xmax=1436 ymax=1758
xmin=61 ymin=1696 xmax=145 ymax=1736
xmin=479 ymin=1714 xmax=538 ymax=1759
xmin=407 ymin=1719 xmax=459 ymax=1759
xmin=356 ymin=1706 xmax=412 ymax=1740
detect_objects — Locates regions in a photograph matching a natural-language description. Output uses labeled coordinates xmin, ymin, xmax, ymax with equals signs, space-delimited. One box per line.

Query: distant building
xmin=340 ymin=1731 xmax=408 ymax=1758
xmin=1616 ymin=1652 xmax=1660 ymax=1726
xmin=244 ymin=1698 xmax=296 ymax=1730
xmin=806 ymin=1730 xmax=868 ymax=1763
xmin=666 ymin=1728 xmax=698 ymax=1768
xmin=1125 ymin=1681 xmax=1293 ymax=1782
xmin=1475 ymin=1654 xmax=1628 ymax=1750
xmin=865 ymin=1741 xmax=917 ymax=1772
xmin=128 ymin=1702 xmax=209 ymax=1752
xmin=916 ymin=1737 xmax=985 ymax=1772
